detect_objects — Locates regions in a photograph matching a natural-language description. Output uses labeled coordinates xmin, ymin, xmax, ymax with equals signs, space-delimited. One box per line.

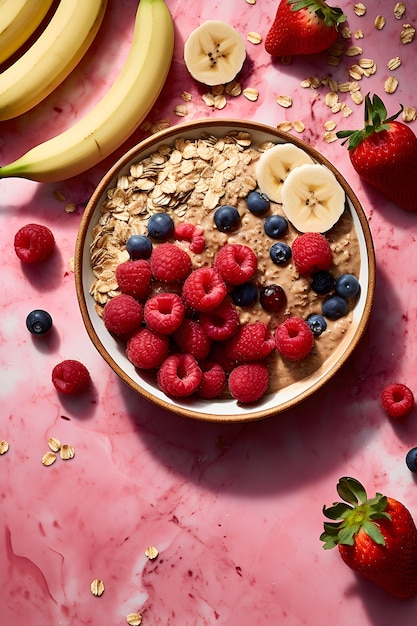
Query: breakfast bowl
xmin=74 ymin=119 xmax=376 ymax=422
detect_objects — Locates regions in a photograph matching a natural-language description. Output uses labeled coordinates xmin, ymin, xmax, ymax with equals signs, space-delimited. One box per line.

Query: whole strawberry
xmin=320 ymin=477 xmax=417 ymax=598
xmin=337 ymin=93 xmax=417 ymax=211
xmin=265 ymin=0 xmax=346 ymax=57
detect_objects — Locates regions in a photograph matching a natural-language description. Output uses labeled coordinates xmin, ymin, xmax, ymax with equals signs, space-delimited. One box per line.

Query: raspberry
xmin=172 ymin=318 xmax=211 ymax=361
xmin=226 ymin=321 xmax=275 ymax=363
xmin=51 ymin=359 xmax=91 ymax=395
xmin=199 ymin=298 xmax=239 ymax=341
xmin=208 ymin=342 xmax=237 ymax=374
xmin=102 ymin=294 xmax=143 ymax=336
xmin=126 ymin=328 xmax=169 ymax=369
xmin=150 ymin=242 xmax=192 ymax=282
xmin=174 ymin=222 xmax=205 ymax=254
xmin=214 ymin=243 xmax=258 ymax=286
xmin=197 ymin=361 xmax=226 ymax=399
xmin=292 ymin=232 xmax=333 ymax=275
xmin=144 ymin=292 xmax=185 ymax=335
xmin=182 ymin=267 xmax=227 ymax=311
xmin=116 ymin=259 xmax=152 ymax=300
xmin=381 ymin=383 xmax=415 ymax=418
xmin=228 ymin=362 xmax=269 ymax=403
xmin=157 ymin=353 xmax=202 ymax=397
xmin=275 ymin=317 xmax=314 ymax=361
xmin=14 ymin=223 xmax=55 ymax=263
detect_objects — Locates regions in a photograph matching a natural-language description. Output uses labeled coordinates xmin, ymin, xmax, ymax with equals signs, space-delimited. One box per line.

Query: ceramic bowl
xmin=74 ymin=119 xmax=375 ymax=422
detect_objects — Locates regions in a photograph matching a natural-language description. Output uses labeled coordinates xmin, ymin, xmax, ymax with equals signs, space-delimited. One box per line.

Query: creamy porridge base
xmin=89 ymin=131 xmax=361 ymax=396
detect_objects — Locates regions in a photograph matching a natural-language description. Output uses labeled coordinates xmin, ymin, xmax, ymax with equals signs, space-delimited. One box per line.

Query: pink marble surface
xmin=1 ymin=0 xmax=417 ymax=624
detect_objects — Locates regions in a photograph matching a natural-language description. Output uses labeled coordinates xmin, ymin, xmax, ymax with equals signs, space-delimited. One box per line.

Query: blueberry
xmin=214 ymin=205 xmax=241 ymax=232
xmin=126 ymin=234 xmax=152 ymax=259
xmin=269 ymin=242 xmax=292 ymax=265
xmin=335 ymin=273 xmax=360 ymax=299
xmin=231 ymin=283 xmax=258 ymax=307
xmin=264 ymin=214 xmax=288 ymax=239
xmin=147 ymin=212 xmax=174 ymax=239
xmin=260 ymin=284 xmax=287 ymax=313
xmin=322 ymin=295 xmax=349 ymax=320
xmin=246 ymin=191 xmax=270 ymax=215
xmin=406 ymin=447 xmax=417 ymax=473
xmin=26 ymin=309 xmax=53 ymax=336
xmin=311 ymin=270 xmax=335 ymax=295
xmin=306 ymin=313 xmax=327 ymax=336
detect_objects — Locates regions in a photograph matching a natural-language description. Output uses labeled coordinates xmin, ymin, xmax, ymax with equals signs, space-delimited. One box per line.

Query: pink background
xmin=1 ymin=0 xmax=417 ymax=624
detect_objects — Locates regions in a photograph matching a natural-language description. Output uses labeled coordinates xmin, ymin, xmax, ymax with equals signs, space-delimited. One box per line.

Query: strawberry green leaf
xmin=336 ymin=476 xmax=367 ymax=506
xmin=287 ymin=0 xmax=346 ymax=27
xmin=322 ymin=502 xmax=353 ymax=520
xmin=362 ymin=520 xmax=386 ymax=546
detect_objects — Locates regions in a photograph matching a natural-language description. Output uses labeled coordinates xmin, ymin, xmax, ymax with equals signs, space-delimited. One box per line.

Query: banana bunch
xmin=256 ymin=143 xmax=346 ymax=232
xmin=0 ymin=0 xmax=174 ymax=183
xmin=0 ymin=0 xmax=54 ymax=66
xmin=0 ymin=0 xmax=108 ymax=120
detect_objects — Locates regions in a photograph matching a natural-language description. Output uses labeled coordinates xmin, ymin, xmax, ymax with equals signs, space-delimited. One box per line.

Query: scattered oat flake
xmin=340 ymin=26 xmax=351 ymax=39
xmin=60 ymin=444 xmax=75 ymax=460
xmin=293 ymin=120 xmax=305 ymax=133
xmin=68 ymin=257 xmax=75 ymax=273
xmin=225 ymin=80 xmax=242 ymax=96
xmin=349 ymin=64 xmax=363 ymax=80
xmin=65 ymin=203 xmax=76 ymax=214
xmin=53 ymin=190 xmax=66 ymax=202
xmin=354 ymin=3 xmax=366 ymax=16
xmin=403 ymin=106 xmax=417 ymax=122
xmin=145 ymin=545 xmax=159 ymax=560
xmin=174 ymin=104 xmax=188 ymax=117
xmin=327 ymin=55 xmax=341 ymax=66
xmin=48 ymin=437 xmax=61 ymax=452
xmin=0 ymin=440 xmax=9 ymax=455
xmin=374 ymin=15 xmax=386 ymax=30
xmin=325 ymin=91 xmax=339 ymax=107
xmin=345 ymin=45 xmax=363 ymax=57
xmin=384 ymin=76 xmax=399 ymax=94
xmin=387 ymin=56 xmax=401 ymax=70
xmin=126 ymin=614 xmax=142 ymax=626
xmin=247 ymin=31 xmax=262 ymax=44
xmin=276 ymin=120 xmax=293 ymax=132
xmin=181 ymin=91 xmax=192 ymax=102
xmin=324 ymin=131 xmax=338 ymax=143
xmin=394 ymin=3 xmax=406 ymax=19
xmin=214 ymin=94 xmax=227 ymax=109
xmin=400 ymin=24 xmax=415 ymax=44
xmin=42 ymin=452 xmax=57 ymax=466
xmin=276 ymin=94 xmax=292 ymax=108
xmin=354 ymin=29 xmax=364 ymax=39
xmin=243 ymin=87 xmax=259 ymax=102
xmin=351 ymin=91 xmax=364 ymax=105
xmin=324 ymin=120 xmax=337 ymax=131
xmin=91 ymin=579 xmax=105 ymax=597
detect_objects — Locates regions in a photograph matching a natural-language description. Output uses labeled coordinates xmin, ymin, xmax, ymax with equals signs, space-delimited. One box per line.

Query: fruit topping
xmin=199 ymin=299 xmax=240 ymax=341
xmin=174 ymin=222 xmax=205 ymax=254
xmin=150 ymin=242 xmax=192 ymax=283
xmin=116 ymin=259 xmax=152 ymax=300
xmin=335 ymin=273 xmax=360 ymax=298
xmin=226 ymin=321 xmax=275 ymax=362
xmin=144 ymin=293 xmax=185 ymax=335
xmin=214 ymin=243 xmax=258 ymax=285
xmin=292 ymin=232 xmax=333 ymax=275
xmin=381 ymin=382 xmax=414 ymax=418
xmin=157 ymin=353 xmax=202 ymax=397
xmin=275 ymin=316 xmax=314 ymax=361
xmin=214 ymin=204 xmax=241 ymax=232
xmin=264 ymin=214 xmax=289 ymax=239
xmin=256 ymin=143 xmax=314 ymax=203
xmin=51 ymin=359 xmax=91 ymax=395
xmin=183 ymin=20 xmax=246 ymax=86
xmin=147 ymin=212 xmax=175 ymax=239
xmin=269 ymin=241 xmax=292 ymax=265
xmin=259 ymin=284 xmax=287 ymax=313
xmin=311 ymin=270 xmax=335 ymax=294
xmin=172 ymin=318 xmax=211 ymax=361
xmin=228 ymin=362 xmax=269 ymax=403
xmin=306 ymin=313 xmax=327 ymax=336
xmin=182 ymin=267 xmax=227 ymax=312
xmin=126 ymin=234 xmax=153 ymax=259
xmin=126 ymin=328 xmax=169 ymax=370
xmin=14 ymin=223 xmax=55 ymax=263
xmin=231 ymin=282 xmax=258 ymax=307
xmin=197 ymin=361 xmax=226 ymax=399
xmin=322 ymin=294 xmax=349 ymax=320
xmin=102 ymin=294 xmax=143 ymax=336
xmin=246 ymin=190 xmax=270 ymax=215
xmin=26 ymin=309 xmax=53 ymax=336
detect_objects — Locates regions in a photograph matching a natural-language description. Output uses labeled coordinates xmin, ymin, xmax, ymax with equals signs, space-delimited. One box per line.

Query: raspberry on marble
xmin=14 ymin=223 xmax=55 ymax=263
xmin=228 ymin=362 xmax=269 ymax=403
xmin=381 ymin=382 xmax=415 ymax=418
xmin=102 ymin=294 xmax=143 ymax=336
xmin=214 ymin=243 xmax=258 ymax=286
xmin=226 ymin=321 xmax=275 ymax=363
xmin=51 ymin=359 xmax=91 ymax=395
xmin=126 ymin=327 xmax=169 ymax=369
xmin=157 ymin=353 xmax=202 ymax=397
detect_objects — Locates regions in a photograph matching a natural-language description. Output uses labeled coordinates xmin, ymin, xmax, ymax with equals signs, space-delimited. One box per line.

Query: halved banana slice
xmin=184 ymin=20 xmax=246 ymax=86
xmin=281 ymin=163 xmax=346 ymax=233
xmin=255 ymin=143 xmax=314 ymax=204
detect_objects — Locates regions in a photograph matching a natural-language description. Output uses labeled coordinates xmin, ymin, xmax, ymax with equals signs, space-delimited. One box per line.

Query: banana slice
xmin=281 ymin=163 xmax=346 ymax=233
xmin=255 ymin=143 xmax=314 ymax=204
xmin=184 ymin=20 xmax=246 ymax=86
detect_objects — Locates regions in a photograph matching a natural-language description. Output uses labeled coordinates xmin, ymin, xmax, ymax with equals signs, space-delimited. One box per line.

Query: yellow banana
xmin=0 ymin=0 xmax=174 ymax=183
xmin=0 ymin=0 xmax=108 ymax=121
xmin=0 ymin=0 xmax=54 ymax=66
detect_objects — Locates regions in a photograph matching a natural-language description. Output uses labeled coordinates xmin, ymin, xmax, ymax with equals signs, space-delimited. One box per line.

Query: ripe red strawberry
xmin=321 ymin=477 xmax=417 ymax=599
xmin=265 ymin=0 xmax=346 ymax=57
xmin=337 ymin=94 xmax=417 ymax=211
